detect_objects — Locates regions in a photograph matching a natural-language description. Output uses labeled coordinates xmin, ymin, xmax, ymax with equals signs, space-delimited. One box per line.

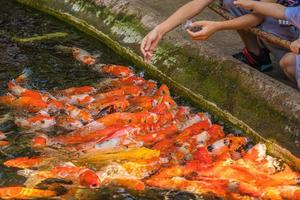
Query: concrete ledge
xmin=16 ymin=0 xmax=300 ymax=166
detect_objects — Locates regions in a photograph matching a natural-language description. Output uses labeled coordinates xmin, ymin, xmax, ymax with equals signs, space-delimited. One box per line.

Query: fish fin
xmin=21 ymin=68 xmax=32 ymax=78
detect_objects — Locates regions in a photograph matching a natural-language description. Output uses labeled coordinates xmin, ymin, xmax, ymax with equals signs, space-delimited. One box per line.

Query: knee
xmin=221 ymin=0 xmax=249 ymax=16
xmin=279 ymin=53 xmax=295 ymax=70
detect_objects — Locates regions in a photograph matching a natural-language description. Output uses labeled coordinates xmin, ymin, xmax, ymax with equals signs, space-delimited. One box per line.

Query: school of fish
xmin=0 ymin=46 xmax=299 ymax=199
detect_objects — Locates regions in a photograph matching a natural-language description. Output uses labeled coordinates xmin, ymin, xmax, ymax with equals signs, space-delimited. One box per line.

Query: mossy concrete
xmin=16 ymin=0 xmax=300 ymax=168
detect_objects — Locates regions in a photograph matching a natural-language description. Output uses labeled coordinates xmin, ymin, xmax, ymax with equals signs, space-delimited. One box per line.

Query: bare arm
xmin=234 ymin=0 xmax=286 ymax=19
xmin=215 ymin=13 xmax=264 ymax=31
xmin=141 ymin=0 xmax=213 ymax=61
xmin=156 ymin=0 xmax=214 ymax=35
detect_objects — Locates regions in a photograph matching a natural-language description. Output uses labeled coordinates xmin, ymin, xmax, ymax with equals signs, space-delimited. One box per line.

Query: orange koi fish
xmin=4 ymin=157 xmax=45 ymax=169
xmin=154 ymin=84 xmax=170 ymax=97
xmin=59 ymin=94 xmax=95 ymax=106
xmin=22 ymin=165 xmax=101 ymax=189
xmin=175 ymin=119 xmax=212 ymax=145
xmin=100 ymin=64 xmax=134 ymax=78
xmin=56 ymin=114 xmax=83 ymax=131
xmin=87 ymin=96 xmax=129 ymax=114
xmin=65 ymin=104 xmax=93 ymax=123
xmin=54 ymin=125 xmax=122 ymax=145
xmin=0 ymin=187 xmax=56 ymax=199
xmin=0 ymin=140 xmax=9 ymax=148
xmin=56 ymin=86 xmax=96 ymax=96
xmin=0 ymin=93 xmax=16 ymax=105
xmin=129 ymin=96 xmax=154 ymax=111
xmin=135 ymin=125 xmax=178 ymax=146
xmin=32 ymin=134 xmax=49 ymax=148
xmin=191 ymin=124 xmax=225 ymax=147
xmin=96 ymin=112 xmax=158 ymax=127
xmin=7 ymin=80 xmax=46 ymax=101
xmin=178 ymin=112 xmax=209 ymax=131
xmin=15 ymin=114 xmax=56 ymax=130
xmin=207 ymin=136 xmax=249 ymax=160
xmin=262 ymin=186 xmax=300 ymax=200
xmin=72 ymin=47 xmax=96 ymax=65
xmin=13 ymin=96 xmax=48 ymax=112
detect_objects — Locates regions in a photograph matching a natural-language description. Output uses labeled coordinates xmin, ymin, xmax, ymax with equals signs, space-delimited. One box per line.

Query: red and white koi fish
xmin=72 ymin=47 xmax=96 ymax=65
xmin=56 ymin=86 xmax=96 ymax=96
xmin=15 ymin=114 xmax=56 ymax=131
xmin=99 ymin=64 xmax=134 ymax=78
xmin=21 ymin=164 xmax=101 ymax=189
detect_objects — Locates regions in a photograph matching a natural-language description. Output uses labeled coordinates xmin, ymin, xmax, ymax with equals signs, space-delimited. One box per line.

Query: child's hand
xmin=140 ymin=28 xmax=163 ymax=63
xmin=290 ymin=39 xmax=300 ymax=54
xmin=186 ymin=21 xmax=221 ymax=41
xmin=234 ymin=0 xmax=255 ymax=10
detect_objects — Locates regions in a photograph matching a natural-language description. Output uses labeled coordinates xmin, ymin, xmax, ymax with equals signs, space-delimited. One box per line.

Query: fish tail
xmin=15 ymin=68 xmax=32 ymax=83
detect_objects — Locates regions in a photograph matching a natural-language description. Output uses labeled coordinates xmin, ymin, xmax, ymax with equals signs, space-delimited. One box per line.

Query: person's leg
xmin=220 ymin=0 xmax=272 ymax=71
xmin=221 ymin=0 xmax=263 ymax=56
xmin=279 ymin=53 xmax=296 ymax=83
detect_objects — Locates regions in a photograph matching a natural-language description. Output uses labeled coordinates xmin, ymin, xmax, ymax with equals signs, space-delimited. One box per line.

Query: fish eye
xmin=41 ymin=120 xmax=45 ymax=124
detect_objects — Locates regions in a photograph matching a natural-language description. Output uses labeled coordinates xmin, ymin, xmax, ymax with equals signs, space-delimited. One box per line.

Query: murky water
xmin=0 ymin=1 xmax=225 ymax=199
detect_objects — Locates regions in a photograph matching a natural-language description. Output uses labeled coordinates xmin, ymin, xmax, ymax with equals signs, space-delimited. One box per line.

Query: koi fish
xmin=15 ymin=114 xmax=56 ymax=130
xmin=207 ymin=136 xmax=249 ymax=158
xmin=22 ymin=164 xmax=101 ymax=189
xmin=72 ymin=47 xmax=96 ymax=65
xmin=175 ymin=119 xmax=212 ymax=145
xmin=54 ymin=125 xmax=123 ymax=145
xmin=87 ymin=96 xmax=129 ymax=114
xmin=56 ymin=86 xmax=96 ymax=96
xmin=3 ymin=157 xmax=46 ymax=169
xmin=262 ymin=186 xmax=300 ymax=200
xmin=56 ymin=114 xmax=83 ymax=131
xmin=81 ymin=147 xmax=160 ymax=164
xmin=65 ymin=104 xmax=93 ymax=123
xmin=99 ymin=64 xmax=134 ymax=78
xmin=15 ymin=68 xmax=32 ymax=84
xmin=0 ymin=187 xmax=56 ymax=199
xmin=13 ymin=96 xmax=49 ymax=112
xmin=59 ymin=94 xmax=95 ymax=107
xmin=0 ymin=140 xmax=9 ymax=148
xmin=135 ymin=125 xmax=178 ymax=146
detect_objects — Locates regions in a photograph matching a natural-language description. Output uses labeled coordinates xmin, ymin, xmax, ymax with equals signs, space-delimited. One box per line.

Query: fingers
xmin=186 ymin=29 xmax=208 ymax=41
xmin=140 ymin=37 xmax=147 ymax=57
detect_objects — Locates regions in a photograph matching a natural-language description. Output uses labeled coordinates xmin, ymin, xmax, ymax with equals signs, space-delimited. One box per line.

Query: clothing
xmin=285 ymin=7 xmax=300 ymax=80
xmin=277 ymin=0 xmax=300 ymax=7
xmin=221 ymin=0 xmax=300 ymax=60
xmin=297 ymin=55 xmax=300 ymax=80
xmin=285 ymin=6 xmax=300 ymax=28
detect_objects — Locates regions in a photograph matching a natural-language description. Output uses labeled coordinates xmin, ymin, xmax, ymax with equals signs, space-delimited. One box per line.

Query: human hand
xmin=290 ymin=39 xmax=300 ymax=54
xmin=233 ymin=0 xmax=255 ymax=10
xmin=140 ymin=27 xmax=163 ymax=63
xmin=186 ymin=21 xmax=221 ymax=41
